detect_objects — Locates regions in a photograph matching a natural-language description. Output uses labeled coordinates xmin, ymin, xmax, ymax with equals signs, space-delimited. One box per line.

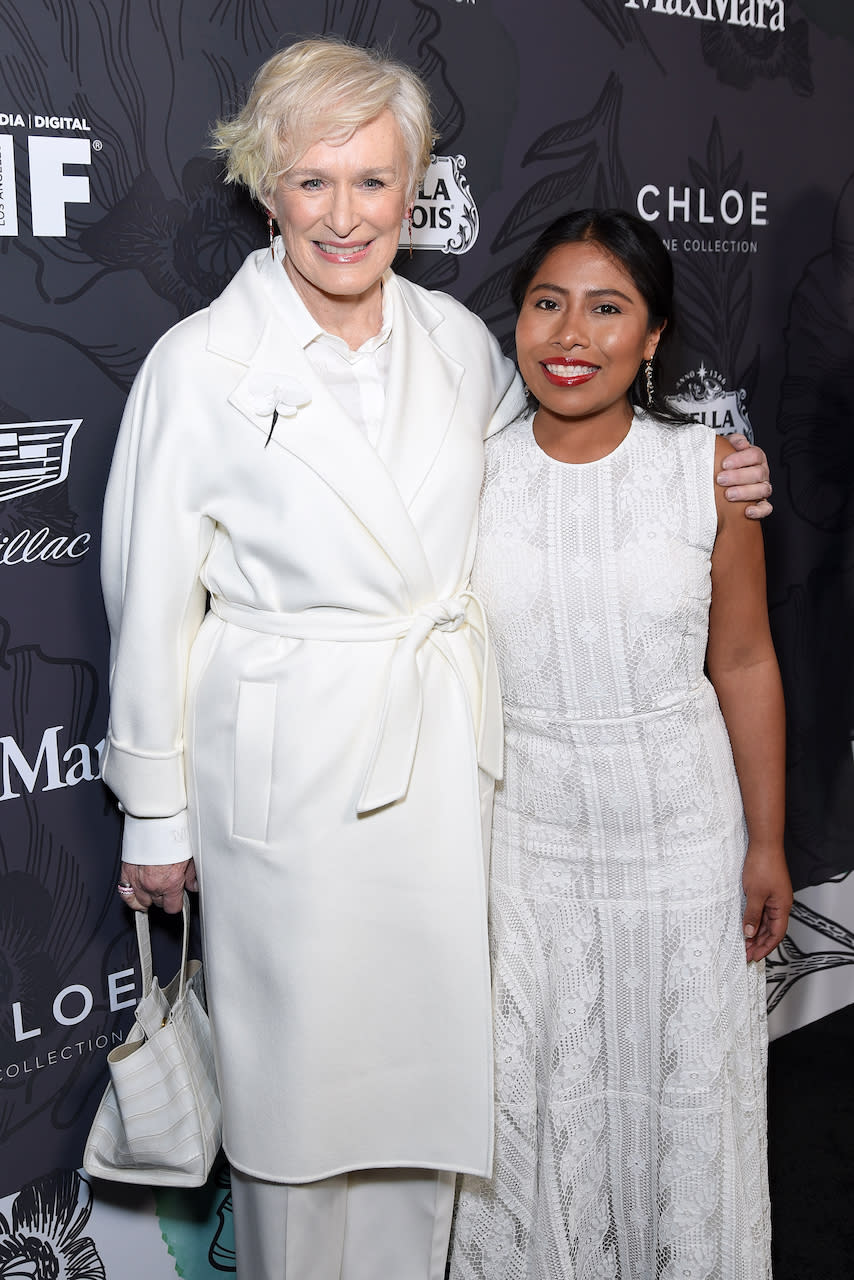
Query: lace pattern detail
xmin=450 ymin=415 xmax=771 ymax=1280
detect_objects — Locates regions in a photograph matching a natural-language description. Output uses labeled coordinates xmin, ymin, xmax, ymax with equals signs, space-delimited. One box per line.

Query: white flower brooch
xmin=246 ymin=371 xmax=312 ymax=445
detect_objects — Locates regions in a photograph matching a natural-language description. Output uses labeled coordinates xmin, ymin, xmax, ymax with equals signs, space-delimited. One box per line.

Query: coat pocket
xmin=232 ymin=681 xmax=277 ymax=842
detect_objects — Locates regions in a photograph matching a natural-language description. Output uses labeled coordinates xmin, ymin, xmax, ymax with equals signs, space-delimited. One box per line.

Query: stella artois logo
xmin=667 ymin=366 xmax=753 ymax=440
xmin=401 ymin=154 xmax=479 ymax=255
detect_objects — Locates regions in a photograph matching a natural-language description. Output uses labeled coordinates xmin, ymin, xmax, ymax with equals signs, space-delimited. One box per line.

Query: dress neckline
xmin=526 ymin=412 xmax=638 ymax=469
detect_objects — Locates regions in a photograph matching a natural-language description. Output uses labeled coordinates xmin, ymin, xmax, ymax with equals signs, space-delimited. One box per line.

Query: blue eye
xmin=362 ymin=178 xmax=385 ymax=189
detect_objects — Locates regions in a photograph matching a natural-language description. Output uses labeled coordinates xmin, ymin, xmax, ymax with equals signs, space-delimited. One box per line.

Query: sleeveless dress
xmin=449 ymin=413 xmax=772 ymax=1280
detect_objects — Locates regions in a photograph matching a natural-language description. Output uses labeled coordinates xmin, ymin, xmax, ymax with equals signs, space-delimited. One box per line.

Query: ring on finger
xmin=117 ymin=881 xmax=134 ymax=897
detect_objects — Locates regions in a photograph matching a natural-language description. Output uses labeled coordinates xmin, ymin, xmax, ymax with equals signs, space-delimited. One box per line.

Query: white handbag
xmin=83 ymin=893 xmax=222 ymax=1186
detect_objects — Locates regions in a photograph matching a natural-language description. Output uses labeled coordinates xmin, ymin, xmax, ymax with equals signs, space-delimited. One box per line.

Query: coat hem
xmin=222 ymin=1146 xmax=492 ymax=1185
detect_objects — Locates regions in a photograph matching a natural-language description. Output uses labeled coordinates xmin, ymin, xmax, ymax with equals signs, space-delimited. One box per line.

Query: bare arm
xmin=716 ymin=433 xmax=773 ymax=519
xmin=707 ymin=435 xmax=791 ymax=961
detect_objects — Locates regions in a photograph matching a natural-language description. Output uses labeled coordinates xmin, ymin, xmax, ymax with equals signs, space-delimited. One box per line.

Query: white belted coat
xmin=101 ymin=248 xmax=526 ymax=1182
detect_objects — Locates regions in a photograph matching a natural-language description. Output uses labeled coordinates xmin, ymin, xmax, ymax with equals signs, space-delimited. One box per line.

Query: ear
xmin=644 ymin=318 xmax=666 ymax=361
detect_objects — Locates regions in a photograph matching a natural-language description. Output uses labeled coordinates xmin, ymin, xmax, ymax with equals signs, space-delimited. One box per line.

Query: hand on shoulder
xmin=715 ymin=432 xmax=773 ymax=518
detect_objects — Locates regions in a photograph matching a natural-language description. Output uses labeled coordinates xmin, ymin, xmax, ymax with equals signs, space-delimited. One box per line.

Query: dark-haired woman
xmin=449 ymin=210 xmax=790 ymax=1279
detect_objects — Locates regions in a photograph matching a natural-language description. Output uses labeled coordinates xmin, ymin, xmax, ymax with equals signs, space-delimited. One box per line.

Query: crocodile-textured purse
xmin=84 ymin=893 xmax=221 ymax=1186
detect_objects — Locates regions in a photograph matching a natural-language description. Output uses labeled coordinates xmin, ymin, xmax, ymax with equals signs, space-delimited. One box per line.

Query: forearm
xmin=709 ymin=655 xmax=786 ymax=853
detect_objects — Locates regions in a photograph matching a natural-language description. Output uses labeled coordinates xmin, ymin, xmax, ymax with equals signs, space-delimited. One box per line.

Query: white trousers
xmin=230 ymin=1166 xmax=457 ymax=1280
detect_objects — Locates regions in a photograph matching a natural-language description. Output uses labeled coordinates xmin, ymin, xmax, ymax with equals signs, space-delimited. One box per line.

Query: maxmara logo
xmin=0 ymin=724 xmax=104 ymax=802
xmin=625 ymin=0 xmax=784 ymax=29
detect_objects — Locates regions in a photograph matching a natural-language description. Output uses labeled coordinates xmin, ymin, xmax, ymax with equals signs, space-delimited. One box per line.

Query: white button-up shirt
xmin=262 ymin=241 xmax=393 ymax=449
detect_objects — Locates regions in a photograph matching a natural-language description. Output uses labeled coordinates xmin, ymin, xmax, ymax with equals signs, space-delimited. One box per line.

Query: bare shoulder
xmin=712 ymin=433 xmax=763 ymax=551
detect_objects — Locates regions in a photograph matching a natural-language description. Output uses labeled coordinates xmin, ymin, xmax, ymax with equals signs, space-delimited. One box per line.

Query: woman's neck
xmin=283 ymin=258 xmax=385 ymax=350
xmin=532 ymin=400 xmax=634 ymax=464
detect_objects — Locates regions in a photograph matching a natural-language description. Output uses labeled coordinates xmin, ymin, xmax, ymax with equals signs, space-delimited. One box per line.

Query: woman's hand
xmin=716 ymin=434 xmax=773 ymax=518
xmin=117 ymin=859 xmax=198 ymax=913
xmin=741 ymin=846 xmax=793 ymax=963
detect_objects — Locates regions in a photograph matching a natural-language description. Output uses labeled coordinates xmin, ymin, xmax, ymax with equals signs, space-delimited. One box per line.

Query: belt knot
xmin=416 ymin=598 xmax=467 ymax=634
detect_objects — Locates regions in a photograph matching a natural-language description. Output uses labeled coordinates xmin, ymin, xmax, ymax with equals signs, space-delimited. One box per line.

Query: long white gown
xmin=449 ymin=412 xmax=772 ymax=1279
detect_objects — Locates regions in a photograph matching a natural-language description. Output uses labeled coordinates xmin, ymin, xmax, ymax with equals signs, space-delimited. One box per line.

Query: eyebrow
xmin=288 ymin=165 xmax=399 ymax=180
xmin=528 ymin=283 xmax=636 ymax=304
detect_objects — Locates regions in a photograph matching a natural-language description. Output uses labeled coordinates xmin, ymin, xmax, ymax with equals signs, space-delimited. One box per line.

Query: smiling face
xmin=268 ymin=110 xmax=410 ymax=333
xmin=515 ymin=239 xmax=664 ymax=442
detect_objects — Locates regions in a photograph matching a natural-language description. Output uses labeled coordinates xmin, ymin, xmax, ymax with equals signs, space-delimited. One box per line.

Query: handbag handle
xmin=133 ymin=892 xmax=192 ymax=1001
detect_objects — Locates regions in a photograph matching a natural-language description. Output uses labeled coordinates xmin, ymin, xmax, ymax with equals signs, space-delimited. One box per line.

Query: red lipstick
xmin=540 ymin=358 xmax=599 ymax=387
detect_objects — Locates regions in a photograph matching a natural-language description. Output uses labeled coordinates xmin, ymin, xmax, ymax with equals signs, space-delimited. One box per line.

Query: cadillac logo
xmin=0 ymin=419 xmax=81 ymax=502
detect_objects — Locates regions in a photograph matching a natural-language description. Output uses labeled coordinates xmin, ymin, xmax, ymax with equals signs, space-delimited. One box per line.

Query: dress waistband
xmin=503 ymin=681 xmax=712 ymax=729
xmin=210 ymin=593 xmax=503 ymax=813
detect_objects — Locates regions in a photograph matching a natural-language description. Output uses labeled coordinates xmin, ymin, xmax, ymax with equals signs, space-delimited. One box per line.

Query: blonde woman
xmin=100 ymin=40 xmax=772 ymax=1280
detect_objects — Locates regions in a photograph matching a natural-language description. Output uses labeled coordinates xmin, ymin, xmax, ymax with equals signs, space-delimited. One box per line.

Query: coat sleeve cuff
xmin=102 ymin=736 xmax=188 ymax=815
xmin=122 ymin=811 xmax=192 ymax=865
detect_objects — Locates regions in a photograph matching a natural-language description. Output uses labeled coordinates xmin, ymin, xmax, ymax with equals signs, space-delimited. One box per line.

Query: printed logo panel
xmin=400 ymin=156 xmax=480 ymax=255
xmin=623 ymin=0 xmax=785 ymax=30
xmin=668 ymin=365 xmax=753 ymax=440
xmin=0 ymin=420 xmax=81 ymax=502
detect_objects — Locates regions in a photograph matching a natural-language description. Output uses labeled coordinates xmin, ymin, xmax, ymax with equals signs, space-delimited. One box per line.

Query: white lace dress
xmin=449 ymin=413 xmax=772 ymax=1280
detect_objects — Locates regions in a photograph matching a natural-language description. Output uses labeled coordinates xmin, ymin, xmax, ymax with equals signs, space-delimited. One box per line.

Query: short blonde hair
xmin=212 ymin=37 xmax=435 ymax=206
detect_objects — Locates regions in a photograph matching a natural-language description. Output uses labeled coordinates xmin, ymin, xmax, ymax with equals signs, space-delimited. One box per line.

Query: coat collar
xmin=376 ymin=275 xmax=464 ymax=509
xmin=207 ymin=251 xmax=469 ymax=602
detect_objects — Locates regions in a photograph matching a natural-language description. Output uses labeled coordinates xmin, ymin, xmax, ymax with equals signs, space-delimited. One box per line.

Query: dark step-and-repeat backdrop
xmin=1 ymin=2 xmax=852 ymax=1273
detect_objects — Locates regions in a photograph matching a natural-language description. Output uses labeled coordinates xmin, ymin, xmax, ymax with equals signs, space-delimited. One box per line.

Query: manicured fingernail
xmin=743 ymin=924 xmax=755 ymax=938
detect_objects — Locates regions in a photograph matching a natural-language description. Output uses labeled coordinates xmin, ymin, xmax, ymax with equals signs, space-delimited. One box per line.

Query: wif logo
xmin=0 ymin=135 xmax=93 ymax=237
xmin=624 ymin=0 xmax=784 ymax=29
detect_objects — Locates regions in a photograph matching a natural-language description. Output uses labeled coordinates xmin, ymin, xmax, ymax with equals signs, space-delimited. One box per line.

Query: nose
xmin=553 ymin=309 xmax=589 ymax=350
xmin=326 ymin=184 xmax=359 ymax=238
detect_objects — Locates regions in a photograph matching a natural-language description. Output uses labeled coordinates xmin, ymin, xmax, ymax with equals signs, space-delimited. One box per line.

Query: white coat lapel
xmin=214 ymin=275 xmax=436 ymax=603
xmin=377 ymin=276 xmax=464 ymax=509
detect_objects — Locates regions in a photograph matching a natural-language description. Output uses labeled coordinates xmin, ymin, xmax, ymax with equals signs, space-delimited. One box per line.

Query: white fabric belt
xmin=210 ymin=593 xmax=503 ymax=813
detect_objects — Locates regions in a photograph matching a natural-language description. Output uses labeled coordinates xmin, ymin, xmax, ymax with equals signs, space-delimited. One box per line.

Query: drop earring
xmin=267 ymin=211 xmax=275 ymax=258
xmin=407 ymin=211 xmax=413 ymax=259
xmin=644 ymin=358 xmax=654 ymax=406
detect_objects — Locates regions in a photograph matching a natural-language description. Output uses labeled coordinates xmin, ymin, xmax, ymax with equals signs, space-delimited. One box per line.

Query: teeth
xmin=317 ymin=242 xmax=367 ymax=255
xmin=545 ymin=363 xmax=596 ymax=376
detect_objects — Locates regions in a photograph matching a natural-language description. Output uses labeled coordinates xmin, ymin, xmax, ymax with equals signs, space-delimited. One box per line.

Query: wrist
xmin=744 ymin=842 xmax=787 ymax=866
